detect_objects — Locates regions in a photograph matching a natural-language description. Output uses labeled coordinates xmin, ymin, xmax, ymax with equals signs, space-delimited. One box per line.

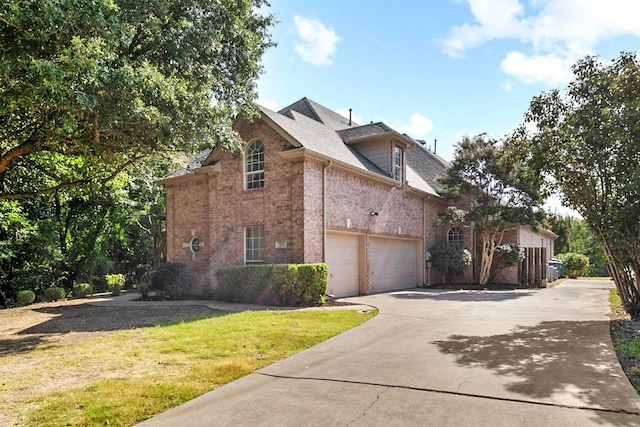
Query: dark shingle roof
xmin=405 ymin=143 xmax=450 ymax=193
xmin=337 ymin=122 xmax=394 ymax=143
xmin=279 ymin=97 xmax=357 ymax=131
xmin=163 ymin=148 xmax=212 ymax=179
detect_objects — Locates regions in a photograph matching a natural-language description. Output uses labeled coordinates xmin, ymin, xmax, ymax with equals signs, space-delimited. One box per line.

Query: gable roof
xmin=260 ymin=106 xmax=387 ymax=175
xmin=161 ymin=97 xmax=446 ymax=198
xmin=279 ymin=97 xmax=357 ymax=131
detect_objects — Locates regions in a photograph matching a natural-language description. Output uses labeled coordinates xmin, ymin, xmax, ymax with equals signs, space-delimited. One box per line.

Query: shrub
xmin=489 ymin=244 xmax=525 ymax=283
xmin=148 ymin=263 xmax=187 ymax=300
xmin=105 ymin=274 xmax=125 ymax=296
xmin=556 ymin=253 xmax=590 ymax=278
xmin=430 ymin=243 xmax=472 ymax=284
xmin=137 ymin=282 xmax=150 ymax=300
xmin=73 ymin=283 xmax=93 ymax=298
xmin=44 ymin=287 xmax=66 ymax=302
xmin=16 ymin=290 xmax=36 ymax=307
xmin=215 ymin=263 xmax=328 ymax=306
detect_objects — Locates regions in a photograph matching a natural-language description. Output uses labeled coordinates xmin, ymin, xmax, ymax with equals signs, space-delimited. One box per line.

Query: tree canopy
xmin=524 ymin=53 xmax=640 ymax=317
xmin=0 ymin=0 xmax=274 ymax=200
xmin=439 ymin=133 xmax=545 ymax=285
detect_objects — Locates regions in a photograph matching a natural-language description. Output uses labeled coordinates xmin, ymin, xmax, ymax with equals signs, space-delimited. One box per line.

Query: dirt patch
xmin=0 ymin=296 xmax=219 ymax=355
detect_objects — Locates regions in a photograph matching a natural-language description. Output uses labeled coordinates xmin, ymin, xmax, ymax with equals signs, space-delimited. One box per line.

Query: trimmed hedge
xmin=17 ymin=290 xmax=36 ymax=307
xmin=44 ymin=287 xmax=66 ymax=302
xmin=215 ymin=263 xmax=328 ymax=306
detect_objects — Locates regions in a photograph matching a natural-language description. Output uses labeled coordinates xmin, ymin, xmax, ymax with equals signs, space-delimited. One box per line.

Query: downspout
xmin=423 ymin=197 xmax=427 ymax=287
xmin=323 ymin=161 xmax=333 ymax=262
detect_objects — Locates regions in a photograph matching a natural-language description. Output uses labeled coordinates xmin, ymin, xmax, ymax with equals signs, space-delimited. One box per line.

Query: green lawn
xmin=2 ymin=309 xmax=376 ymax=426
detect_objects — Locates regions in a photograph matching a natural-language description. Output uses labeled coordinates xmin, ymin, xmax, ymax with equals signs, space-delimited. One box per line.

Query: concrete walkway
xmin=137 ymin=279 xmax=640 ymax=426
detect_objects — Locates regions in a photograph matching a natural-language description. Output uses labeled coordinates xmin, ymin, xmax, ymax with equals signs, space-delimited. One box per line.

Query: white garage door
xmin=325 ymin=233 xmax=360 ymax=297
xmin=370 ymin=238 xmax=419 ymax=293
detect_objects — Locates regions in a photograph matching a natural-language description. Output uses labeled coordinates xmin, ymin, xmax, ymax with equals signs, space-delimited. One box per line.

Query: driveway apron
xmin=138 ymin=279 xmax=640 ymax=426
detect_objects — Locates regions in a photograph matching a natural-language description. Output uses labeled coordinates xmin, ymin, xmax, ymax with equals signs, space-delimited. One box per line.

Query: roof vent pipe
xmin=348 ymin=108 xmax=352 ymax=126
xmin=434 ymin=139 xmax=437 ymax=154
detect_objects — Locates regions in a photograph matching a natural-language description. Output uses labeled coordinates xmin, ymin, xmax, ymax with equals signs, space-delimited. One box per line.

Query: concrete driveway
xmin=139 ymin=279 xmax=640 ymax=426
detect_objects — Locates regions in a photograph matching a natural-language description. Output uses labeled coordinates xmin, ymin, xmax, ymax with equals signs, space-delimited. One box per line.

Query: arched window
xmin=244 ymin=140 xmax=264 ymax=189
xmin=448 ymin=226 xmax=464 ymax=244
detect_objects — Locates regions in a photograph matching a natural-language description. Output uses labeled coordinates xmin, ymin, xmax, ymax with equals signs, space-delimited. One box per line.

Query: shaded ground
xmin=1 ymin=287 xmax=639 ymax=400
xmin=430 ymin=281 xmax=640 ymax=396
xmin=0 ymin=295 xmax=219 ymax=355
xmin=610 ymin=300 xmax=640 ymax=392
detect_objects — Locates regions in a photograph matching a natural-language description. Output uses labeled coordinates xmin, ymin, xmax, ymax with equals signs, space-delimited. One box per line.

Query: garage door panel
xmin=370 ymin=238 xmax=419 ymax=293
xmin=326 ymin=233 xmax=360 ymax=297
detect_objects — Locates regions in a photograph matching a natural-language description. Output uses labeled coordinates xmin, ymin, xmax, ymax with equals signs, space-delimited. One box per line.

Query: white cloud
xmin=442 ymin=0 xmax=640 ymax=84
xmin=293 ymin=16 xmax=341 ymax=66
xmin=500 ymin=51 xmax=576 ymax=85
xmin=398 ymin=113 xmax=434 ymax=137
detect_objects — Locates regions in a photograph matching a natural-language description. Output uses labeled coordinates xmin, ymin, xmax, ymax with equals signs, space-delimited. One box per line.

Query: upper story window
xmin=448 ymin=226 xmax=464 ymax=245
xmin=244 ymin=140 xmax=264 ymax=190
xmin=393 ymin=145 xmax=403 ymax=182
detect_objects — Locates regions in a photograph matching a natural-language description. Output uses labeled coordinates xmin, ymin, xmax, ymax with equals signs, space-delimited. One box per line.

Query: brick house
xmin=159 ymin=98 xmax=555 ymax=297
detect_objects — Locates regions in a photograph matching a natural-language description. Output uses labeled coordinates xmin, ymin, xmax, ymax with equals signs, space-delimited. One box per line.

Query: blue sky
xmin=257 ymin=0 xmax=640 ymax=163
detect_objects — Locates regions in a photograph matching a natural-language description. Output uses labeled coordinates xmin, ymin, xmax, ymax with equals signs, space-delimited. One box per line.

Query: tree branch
xmin=0 ymin=140 xmax=33 ymax=175
xmin=0 ymin=155 xmax=146 ymax=201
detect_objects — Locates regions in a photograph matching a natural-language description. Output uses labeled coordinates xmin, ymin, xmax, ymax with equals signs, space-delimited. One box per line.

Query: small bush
xmin=430 ymin=243 xmax=472 ymax=284
xmin=45 ymin=287 xmax=66 ymax=302
xmin=556 ymin=253 xmax=590 ymax=278
xmin=73 ymin=283 xmax=93 ymax=298
xmin=215 ymin=263 xmax=328 ymax=306
xmin=106 ymin=274 xmax=125 ymax=296
xmin=148 ymin=263 xmax=187 ymax=300
xmin=16 ymin=290 xmax=36 ymax=307
xmin=137 ymin=282 xmax=150 ymax=300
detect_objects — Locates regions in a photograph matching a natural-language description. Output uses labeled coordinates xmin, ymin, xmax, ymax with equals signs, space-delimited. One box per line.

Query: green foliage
xmin=73 ymin=282 xmax=93 ymax=298
xmin=616 ymin=338 xmax=640 ymax=360
xmin=430 ymin=244 xmax=472 ymax=284
xmin=524 ymin=53 xmax=640 ymax=316
xmin=489 ymin=243 xmax=525 ymax=283
xmin=215 ymin=264 xmax=328 ymax=306
xmin=148 ymin=262 xmax=187 ymax=300
xmin=495 ymin=244 xmax=525 ymax=266
xmin=545 ymin=214 xmax=608 ymax=276
xmin=16 ymin=289 xmax=35 ymax=307
xmin=0 ymin=0 xmax=274 ymax=200
xmin=439 ymin=134 xmax=545 ymax=285
xmin=556 ymin=253 xmax=590 ymax=279
xmin=105 ymin=274 xmax=125 ymax=296
xmin=44 ymin=286 xmax=66 ymax=302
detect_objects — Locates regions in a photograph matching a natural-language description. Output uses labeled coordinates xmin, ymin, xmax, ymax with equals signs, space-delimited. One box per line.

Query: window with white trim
xmin=393 ymin=145 xmax=403 ymax=182
xmin=244 ymin=225 xmax=265 ymax=264
xmin=244 ymin=140 xmax=264 ymax=189
xmin=448 ymin=227 xmax=464 ymax=244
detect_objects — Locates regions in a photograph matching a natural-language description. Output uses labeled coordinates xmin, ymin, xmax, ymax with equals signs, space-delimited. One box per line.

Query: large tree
xmin=439 ymin=134 xmax=545 ymax=285
xmin=525 ymin=53 xmax=640 ymax=316
xmin=0 ymin=0 xmax=273 ymax=200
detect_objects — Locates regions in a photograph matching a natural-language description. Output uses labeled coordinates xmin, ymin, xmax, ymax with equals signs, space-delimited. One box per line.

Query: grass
xmin=1 ymin=309 xmax=376 ymax=426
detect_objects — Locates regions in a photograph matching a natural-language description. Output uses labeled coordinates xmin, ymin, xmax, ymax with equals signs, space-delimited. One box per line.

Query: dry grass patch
xmin=1 ymin=308 xmax=376 ymax=426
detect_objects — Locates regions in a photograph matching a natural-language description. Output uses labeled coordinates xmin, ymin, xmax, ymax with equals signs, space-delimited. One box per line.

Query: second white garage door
xmin=369 ymin=237 xmax=419 ymax=293
xmin=325 ymin=233 xmax=360 ymax=297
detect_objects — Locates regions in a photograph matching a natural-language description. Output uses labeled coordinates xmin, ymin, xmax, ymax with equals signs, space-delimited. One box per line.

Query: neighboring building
xmin=159 ymin=97 xmax=555 ymax=297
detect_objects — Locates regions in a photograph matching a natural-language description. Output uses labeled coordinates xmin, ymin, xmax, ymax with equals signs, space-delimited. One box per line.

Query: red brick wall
xmin=165 ymin=117 xmax=308 ymax=295
xmin=164 ymin=118 xmax=451 ymax=294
